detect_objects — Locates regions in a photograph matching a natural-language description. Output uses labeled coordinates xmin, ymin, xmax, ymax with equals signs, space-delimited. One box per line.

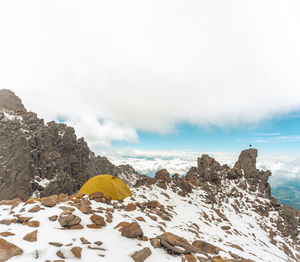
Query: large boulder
xmin=0 ymin=238 xmax=23 ymax=261
xmin=157 ymin=232 xmax=197 ymax=254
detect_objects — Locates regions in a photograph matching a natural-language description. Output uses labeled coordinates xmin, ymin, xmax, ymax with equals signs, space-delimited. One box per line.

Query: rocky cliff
xmin=0 ymin=89 xmax=139 ymax=200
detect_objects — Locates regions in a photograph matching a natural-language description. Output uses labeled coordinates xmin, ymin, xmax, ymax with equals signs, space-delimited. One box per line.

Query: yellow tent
xmin=78 ymin=174 xmax=132 ymax=200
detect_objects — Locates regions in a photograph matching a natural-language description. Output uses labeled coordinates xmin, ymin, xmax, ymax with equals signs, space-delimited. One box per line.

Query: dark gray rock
xmin=0 ymin=89 xmax=141 ymax=200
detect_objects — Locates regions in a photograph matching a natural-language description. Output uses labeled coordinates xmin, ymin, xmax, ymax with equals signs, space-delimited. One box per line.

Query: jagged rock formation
xmin=135 ymin=150 xmax=300 ymax=242
xmin=0 ymin=89 xmax=26 ymax=112
xmin=0 ymin=89 xmax=140 ymax=200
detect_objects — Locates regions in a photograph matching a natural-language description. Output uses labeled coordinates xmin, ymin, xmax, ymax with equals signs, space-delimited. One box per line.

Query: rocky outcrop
xmin=0 ymin=89 xmax=26 ymax=112
xmin=0 ymin=89 xmax=140 ymax=200
xmin=234 ymin=149 xmax=271 ymax=197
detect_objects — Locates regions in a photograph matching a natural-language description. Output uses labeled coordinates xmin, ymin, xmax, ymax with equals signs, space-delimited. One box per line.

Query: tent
xmin=78 ymin=174 xmax=132 ymax=200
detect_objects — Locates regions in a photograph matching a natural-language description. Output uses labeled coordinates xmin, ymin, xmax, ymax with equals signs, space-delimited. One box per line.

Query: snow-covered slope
xmin=0 ymin=178 xmax=299 ymax=262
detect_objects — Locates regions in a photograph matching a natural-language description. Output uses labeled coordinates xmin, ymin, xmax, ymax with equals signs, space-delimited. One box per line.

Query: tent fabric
xmin=78 ymin=174 xmax=132 ymax=200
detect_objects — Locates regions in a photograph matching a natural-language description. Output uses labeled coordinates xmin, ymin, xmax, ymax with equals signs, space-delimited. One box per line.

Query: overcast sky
xmin=1 ymin=0 xmax=300 ymax=148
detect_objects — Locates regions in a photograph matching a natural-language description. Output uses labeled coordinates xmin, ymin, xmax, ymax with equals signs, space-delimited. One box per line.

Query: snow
xmin=2 ymin=111 xmax=23 ymax=122
xmin=1 ymin=179 xmax=299 ymax=262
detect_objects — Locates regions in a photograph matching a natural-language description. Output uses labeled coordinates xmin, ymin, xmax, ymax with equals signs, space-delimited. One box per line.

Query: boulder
xmin=71 ymin=246 xmax=82 ymax=258
xmin=90 ymin=214 xmax=106 ymax=226
xmin=154 ymin=169 xmax=171 ymax=183
xmin=157 ymin=232 xmax=197 ymax=254
xmin=58 ymin=215 xmax=81 ymax=227
xmin=0 ymin=238 xmax=23 ymax=261
xmin=192 ymin=240 xmax=220 ymax=254
xmin=131 ymin=247 xmax=152 ymax=262
xmin=41 ymin=195 xmax=58 ymax=207
xmin=23 ymin=230 xmax=38 ymax=242
xmin=120 ymin=222 xmax=143 ymax=239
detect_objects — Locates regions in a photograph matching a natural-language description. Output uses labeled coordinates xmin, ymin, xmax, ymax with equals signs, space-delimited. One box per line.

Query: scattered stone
xmin=221 ymin=226 xmax=230 ymax=231
xmin=56 ymin=250 xmax=65 ymax=259
xmin=94 ymin=241 xmax=103 ymax=246
xmin=87 ymin=224 xmax=103 ymax=229
xmin=15 ymin=215 xmax=32 ymax=223
xmin=47 ymin=216 xmax=58 ymax=222
xmin=120 ymin=222 xmax=143 ymax=239
xmin=185 ymin=254 xmax=197 ymax=262
xmin=0 ymin=238 xmax=23 ymax=261
xmin=131 ymin=247 xmax=152 ymax=262
xmin=41 ymin=195 xmax=58 ymax=207
xmin=76 ymin=203 xmax=92 ymax=214
xmin=71 ymin=246 xmax=82 ymax=258
xmin=192 ymin=240 xmax=220 ymax=254
xmin=80 ymin=237 xmax=91 ymax=245
xmin=25 ymin=220 xmax=40 ymax=227
xmin=0 ymin=232 xmax=15 ymax=237
xmin=150 ymin=238 xmax=161 ymax=248
xmin=125 ymin=203 xmax=136 ymax=211
xmin=90 ymin=214 xmax=106 ymax=226
xmin=136 ymin=216 xmax=146 ymax=222
xmin=157 ymin=232 xmax=197 ymax=254
xmin=114 ymin=221 xmax=129 ymax=229
xmin=28 ymin=205 xmax=43 ymax=213
xmin=49 ymin=242 xmax=63 ymax=247
xmin=59 ymin=206 xmax=75 ymax=212
xmin=58 ymin=215 xmax=81 ymax=227
xmin=68 ymin=224 xmax=83 ymax=230
xmin=23 ymin=230 xmax=38 ymax=242
xmin=0 ymin=218 xmax=17 ymax=225
xmin=90 ymin=191 xmax=104 ymax=199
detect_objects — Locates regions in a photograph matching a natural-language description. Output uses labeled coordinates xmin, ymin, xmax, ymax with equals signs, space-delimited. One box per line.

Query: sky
xmin=1 ymin=1 xmax=300 ymax=201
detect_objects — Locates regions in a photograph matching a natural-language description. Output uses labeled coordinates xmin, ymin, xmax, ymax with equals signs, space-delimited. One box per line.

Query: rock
xmin=76 ymin=203 xmax=92 ymax=214
xmin=0 ymin=238 xmax=23 ymax=261
xmin=56 ymin=250 xmax=65 ymax=259
xmin=90 ymin=214 xmax=106 ymax=226
xmin=114 ymin=221 xmax=130 ymax=229
xmin=49 ymin=242 xmax=63 ymax=247
xmin=150 ymin=238 xmax=161 ymax=248
xmin=94 ymin=241 xmax=103 ymax=246
xmin=147 ymin=200 xmax=160 ymax=209
xmin=136 ymin=216 xmax=146 ymax=222
xmin=0 ymin=89 xmax=26 ymax=112
xmin=58 ymin=215 xmax=81 ymax=227
xmin=154 ymin=169 xmax=171 ymax=183
xmin=28 ymin=205 xmax=43 ymax=212
xmin=68 ymin=224 xmax=83 ymax=230
xmin=131 ymin=247 xmax=152 ymax=262
xmin=80 ymin=237 xmax=91 ymax=245
xmin=157 ymin=232 xmax=197 ymax=254
xmin=0 ymin=219 xmax=17 ymax=225
xmin=192 ymin=240 xmax=220 ymax=254
xmin=125 ymin=203 xmax=136 ymax=211
xmin=0 ymin=232 xmax=15 ymax=237
xmin=120 ymin=222 xmax=143 ymax=239
xmin=221 ymin=226 xmax=230 ymax=231
xmin=185 ymin=254 xmax=197 ymax=262
xmin=25 ymin=220 xmax=40 ymax=227
xmin=71 ymin=246 xmax=82 ymax=258
xmin=23 ymin=230 xmax=38 ymax=242
xmin=49 ymin=215 xmax=58 ymax=221
xmin=41 ymin=195 xmax=58 ymax=207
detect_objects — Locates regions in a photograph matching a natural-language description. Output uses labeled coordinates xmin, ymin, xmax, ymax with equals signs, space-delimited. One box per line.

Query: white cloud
xmin=1 ymin=1 xmax=300 ymax=146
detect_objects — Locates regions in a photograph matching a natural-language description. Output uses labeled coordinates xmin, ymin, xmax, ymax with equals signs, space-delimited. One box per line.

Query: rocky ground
xmin=1 ymin=151 xmax=300 ymax=261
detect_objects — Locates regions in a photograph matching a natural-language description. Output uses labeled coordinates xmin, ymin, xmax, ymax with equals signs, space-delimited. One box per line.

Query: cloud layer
xmin=1 ymin=1 xmax=300 ymax=146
